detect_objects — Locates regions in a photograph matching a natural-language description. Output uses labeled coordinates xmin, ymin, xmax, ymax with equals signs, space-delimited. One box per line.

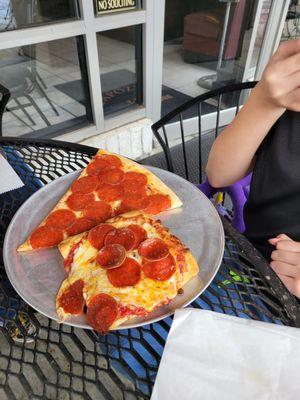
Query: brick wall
xmin=80 ymin=118 xmax=153 ymax=160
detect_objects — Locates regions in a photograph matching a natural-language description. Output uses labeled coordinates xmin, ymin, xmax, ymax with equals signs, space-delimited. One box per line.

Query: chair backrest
xmin=151 ymin=81 xmax=257 ymax=184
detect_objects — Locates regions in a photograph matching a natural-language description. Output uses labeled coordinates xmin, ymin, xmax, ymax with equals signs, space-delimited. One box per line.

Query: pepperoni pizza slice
xmin=18 ymin=149 xmax=182 ymax=252
xmin=56 ymin=212 xmax=198 ymax=334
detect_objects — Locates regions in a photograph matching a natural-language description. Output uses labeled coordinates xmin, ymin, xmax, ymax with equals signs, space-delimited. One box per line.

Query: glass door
xmin=160 ymin=0 xmax=274 ymax=140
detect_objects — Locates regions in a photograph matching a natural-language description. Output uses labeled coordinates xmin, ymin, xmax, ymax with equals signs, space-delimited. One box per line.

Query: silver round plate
xmin=4 ymin=167 xmax=224 ymax=330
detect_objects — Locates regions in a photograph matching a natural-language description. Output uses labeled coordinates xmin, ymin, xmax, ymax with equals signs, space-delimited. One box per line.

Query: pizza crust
xmin=182 ymin=250 xmax=199 ymax=285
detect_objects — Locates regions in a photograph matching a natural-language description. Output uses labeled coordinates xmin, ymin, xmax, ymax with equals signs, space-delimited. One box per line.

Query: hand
xmin=269 ymin=234 xmax=300 ymax=298
xmin=254 ymin=39 xmax=300 ymax=112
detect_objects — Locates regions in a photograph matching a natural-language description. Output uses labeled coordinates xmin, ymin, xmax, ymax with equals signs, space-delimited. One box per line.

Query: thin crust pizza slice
xmin=18 ymin=149 xmax=182 ymax=252
xmin=56 ymin=212 xmax=198 ymax=334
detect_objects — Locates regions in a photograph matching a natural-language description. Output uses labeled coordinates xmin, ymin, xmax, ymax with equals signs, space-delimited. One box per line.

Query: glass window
xmin=281 ymin=0 xmax=300 ymax=41
xmin=0 ymin=36 xmax=93 ymax=138
xmin=97 ymin=25 xmax=143 ymax=118
xmin=161 ymin=0 xmax=272 ymax=117
xmin=0 ymin=0 xmax=80 ymax=32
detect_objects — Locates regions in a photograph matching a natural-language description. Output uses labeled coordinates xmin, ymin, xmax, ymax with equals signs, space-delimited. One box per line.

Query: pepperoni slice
xmin=138 ymin=238 xmax=169 ymax=261
xmin=123 ymin=171 xmax=147 ymax=186
xmin=84 ymin=201 xmax=112 ymax=223
xmin=122 ymin=171 xmax=147 ymax=196
xmin=105 ymin=228 xmax=135 ymax=251
xmin=86 ymin=158 xmax=108 ymax=175
xmin=142 ymin=254 xmax=176 ymax=281
xmin=45 ymin=209 xmax=76 ymax=229
xmin=66 ymin=217 xmax=95 ymax=236
xmin=88 ymin=224 xmax=115 ymax=250
xmin=66 ymin=193 xmax=95 ymax=211
xmin=87 ymin=155 xmax=122 ymax=175
xmin=71 ymin=176 xmax=99 ymax=194
xmin=120 ymin=193 xmax=148 ymax=212
xmin=107 ymin=257 xmax=141 ymax=287
xmin=59 ymin=280 xmax=85 ymax=314
xmin=97 ymin=184 xmax=124 ymax=202
xmin=142 ymin=194 xmax=171 ymax=215
xmin=87 ymin=293 xmax=118 ymax=334
xmin=122 ymin=182 xmax=147 ymax=196
xmin=98 ymin=167 xmax=124 ymax=185
xmin=30 ymin=226 xmax=64 ymax=249
xmin=127 ymin=224 xmax=147 ymax=249
xmin=96 ymin=244 xmax=126 ymax=269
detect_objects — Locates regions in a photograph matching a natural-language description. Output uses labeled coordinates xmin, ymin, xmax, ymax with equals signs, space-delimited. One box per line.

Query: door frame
xmin=254 ymin=0 xmax=290 ymax=79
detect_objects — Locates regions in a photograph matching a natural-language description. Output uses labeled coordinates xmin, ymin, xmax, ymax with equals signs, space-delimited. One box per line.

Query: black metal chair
xmin=0 ymin=83 xmax=11 ymax=136
xmin=151 ymin=81 xmax=257 ymax=184
xmin=150 ymin=81 xmax=258 ymax=231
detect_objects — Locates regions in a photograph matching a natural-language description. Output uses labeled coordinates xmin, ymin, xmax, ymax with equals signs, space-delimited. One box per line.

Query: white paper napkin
xmin=0 ymin=154 xmax=24 ymax=194
xmin=151 ymin=309 xmax=300 ymax=400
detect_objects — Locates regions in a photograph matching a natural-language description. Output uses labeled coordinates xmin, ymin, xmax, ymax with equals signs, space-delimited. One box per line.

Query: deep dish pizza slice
xmin=18 ymin=149 xmax=182 ymax=252
xmin=56 ymin=212 xmax=198 ymax=334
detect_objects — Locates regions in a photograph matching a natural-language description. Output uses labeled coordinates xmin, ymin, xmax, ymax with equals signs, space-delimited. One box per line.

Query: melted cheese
xmin=87 ymin=262 xmax=180 ymax=311
xmin=65 ymin=235 xmax=181 ymax=312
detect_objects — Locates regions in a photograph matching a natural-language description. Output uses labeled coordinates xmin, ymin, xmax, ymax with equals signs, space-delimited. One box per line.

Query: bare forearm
xmin=206 ymin=84 xmax=285 ymax=187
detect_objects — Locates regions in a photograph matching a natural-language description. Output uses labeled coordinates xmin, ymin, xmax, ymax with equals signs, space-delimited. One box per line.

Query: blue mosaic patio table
xmin=1 ymin=137 xmax=300 ymax=400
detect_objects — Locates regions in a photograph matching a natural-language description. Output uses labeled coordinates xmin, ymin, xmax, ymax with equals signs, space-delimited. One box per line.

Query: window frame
xmin=0 ymin=0 xmax=165 ymax=141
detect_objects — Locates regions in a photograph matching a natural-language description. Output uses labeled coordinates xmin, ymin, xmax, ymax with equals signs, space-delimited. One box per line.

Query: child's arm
xmin=206 ymin=39 xmax=300 ymax=188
